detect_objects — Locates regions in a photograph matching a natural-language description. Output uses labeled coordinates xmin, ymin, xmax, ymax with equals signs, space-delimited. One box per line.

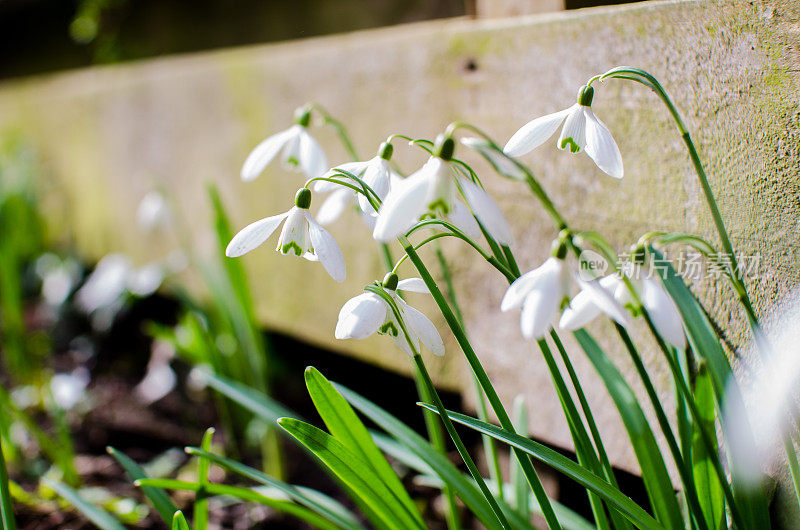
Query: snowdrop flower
xmin=559 ymin=274 xmax=631 ymax=331
xmin=560 ymin=258 xmax=686 ymax=349
xmin=315 ymin=142 xmax=400 ymax=228
xmin=374 ymin=135 xmax=512 ymax=244
xmin=639 ymin=268 xmax=686 ymax=350
xmin=241 ymin=107 xmax=328 ymax=181
xmin=335 ymin=273 xmax=444 ymax=356
xmin=501 ymin=246 xmax=571 ymax=340
xmin=225 ymin=188 xmax=346 ymax=282
xmin=504 ymin=85 xmax=623 ymax=179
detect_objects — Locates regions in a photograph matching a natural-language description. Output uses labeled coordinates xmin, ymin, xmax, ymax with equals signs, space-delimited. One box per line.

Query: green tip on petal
xmin=294 ymin=106 xmax=311 ymax=127
xmin=433 ymin=134 xmax=455 ymax=161
xmin=577 ymin=84 xmax=594 ymax=106
xmin=295 ymin=188 xmax=312 ymax=209
xmin=551 ymin=239 xmax=568 ymax=260
xmin=382 ymin=272 xmax=399 ymax=290
xmin=378 ymin=141 xmax=393 ymax=160
xmin=560 ymin=137 xmax=581 ymax=153
xmin=280 ymin=241 xmax=304 ymax=256
xmin=630 ymin=244 xmax=647 ymax=264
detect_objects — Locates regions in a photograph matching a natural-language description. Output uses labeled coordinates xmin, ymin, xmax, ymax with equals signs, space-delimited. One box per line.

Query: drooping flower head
xmin=335 ymin=273 xmax=444 ymax=356
xmin=561 ymin=246 xmax=686 ymax=350
xmin=501 ymin=240 xmax=572 ymax=340
xmin=241 ymin=106 xmax=328 ymax=182
xmin=373 ymin=135 xmax=513 ymax=244
xmin=504 ymin=85 xmax=623 ymax=179
xmin=225 ymin=188 xmax=346 ymax=282
xmin=315 ymin=141 xmax=401 ymax=229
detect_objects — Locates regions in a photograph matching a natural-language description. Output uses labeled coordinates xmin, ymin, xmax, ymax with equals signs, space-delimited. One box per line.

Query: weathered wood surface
xmin=1 ymin=0 xmax=798 ymax=475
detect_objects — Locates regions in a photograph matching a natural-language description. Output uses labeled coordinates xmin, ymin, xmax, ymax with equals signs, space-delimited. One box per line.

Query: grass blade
xmin=138 ymin=479 xmax=341 ymax=530
xmin=194 ymin=428 xmax=215 ymax=530
xmin=573 ymin=330 xmax=683 ymax=530
xmin=185 ymin=448 xmax=363 ymax=530
xmin=691 ymin=365 xmax=725 ymax=530
xmin=278 ymin=418 xmax=425 ymax=530
xmin=334 ymin=382 xmax=505 ymax=528
xmin=171 ymin=510 xmax=192 ymax=530
xmin=304 ymin=367 xmax=425 ymax=528
xmin=655 ymin=249 xmax=771 ymax=528
xmin=195 ymin=370 xmax=297 ymax=422
xmin=42 ymin=478 xmax=126 ymax=530
xmin=418 ymin=404 xmax=664 ymax=530
xmin=0 ymin=435 xmax=16 ymax=530
xmin=106 ymin=446 xmax=177 ymax=525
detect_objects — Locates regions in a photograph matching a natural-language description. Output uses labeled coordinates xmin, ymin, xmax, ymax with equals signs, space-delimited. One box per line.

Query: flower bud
xmin=433 ymin=134 xmax=455 ymax=161
xmin=577 ymin=85 xmax=594 ymax=107
xmin=382 ymin=272 xmax=399 ymax=291
xmin=295 ymin=188 xmax=312 ymax=209
xmin=294 ymin=106 xmax=311 ymax=127
xmin=378 ymin=142 xmax=393 ymax=161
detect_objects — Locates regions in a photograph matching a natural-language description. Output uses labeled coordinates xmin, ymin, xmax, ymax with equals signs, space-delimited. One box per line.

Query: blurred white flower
xmin=502 ymin=257 xmax=571 ymax=340
xmin=136 ymin=191 xmax=171 ymax=231
xmin=226 ymin=189 xmax=346 ymax=282
xmin=335 ymin=275 xmax=444 ymax=356
xmin=76 ymin=254 xmax=132 ymax=314
xmin=50 ymin=368 xmax=90 ymax=410
xmin=504 ymin=85 xmax=623 ymax=179
xmin=725 ymin=290 xmax=800 ymax=487
xmin=374 ymin=137 xmax=512 ymax=244
xmin=35 ymin=253 xmax=81 ymax=306
xmin=241 ymin=111 xmax=327 ymax=181
xmin=76 ymin=254 xmax=166 ymax=316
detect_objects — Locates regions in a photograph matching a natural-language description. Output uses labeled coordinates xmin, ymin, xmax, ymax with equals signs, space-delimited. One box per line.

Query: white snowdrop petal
xmin=585 ymin=109 xmax=624 ymax=179
xmin=391 ymin=332 xmax=416 ymax=357
xmin=520 ymin=290 xmax=559 ymax=340
xmin=642 ymin=277 xmax=687 ymax=350
xmin=501 ymin=258 xmax=557 ymax=311
xmin=503 ymin=108 xmax=571 ymax=157
xmin=459 ymin=177 xmax=514 ymax=245
xmin=225 ymin=212 xmax=289 ymax=257
xmin=580 ymin=277 xmax=631 ymax=327
xmin=397 ymin=278 xmax=429 ymax=293
xmin=335 ymin=293 xmax=386 ymax=340
xmin=373 ymin=165 xmax=433 ymax=242
xmin=299 ymin=129 xmax=329 ymax=178
xmin=559 ymin=290 xmax=603 ymax=331
xmin=558 ymin=105 xmax=587 ymax=153
xmin=402 ymin=303 xmax=445 ymax=356
xmin=241 ymin=128 xmax=295 ymax=181
xmin=448 ymin=200 xmax=482 ymax=240
xmin=316 ymin=189 xmax=353 ymax=226
xmin=357 ymin=158 xmax=390 ymax=212
xmin=307 ymin=214 xmax=346 ymax=282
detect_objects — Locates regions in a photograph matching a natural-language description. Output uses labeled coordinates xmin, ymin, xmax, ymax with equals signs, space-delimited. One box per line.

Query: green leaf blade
xmin=107 ymin=446 xmax=178 ymax=526
xmin=278 ymin=418 xmax=424 ymax=530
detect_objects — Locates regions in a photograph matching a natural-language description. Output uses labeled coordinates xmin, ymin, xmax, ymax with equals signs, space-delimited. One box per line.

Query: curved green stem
xmin=366 ymin=285 xmax=508 ymax=529
xmin=398 ymin=235 xmax=562 ymax=530
xmin=308 ymin=103 xmax=359 ymax=160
